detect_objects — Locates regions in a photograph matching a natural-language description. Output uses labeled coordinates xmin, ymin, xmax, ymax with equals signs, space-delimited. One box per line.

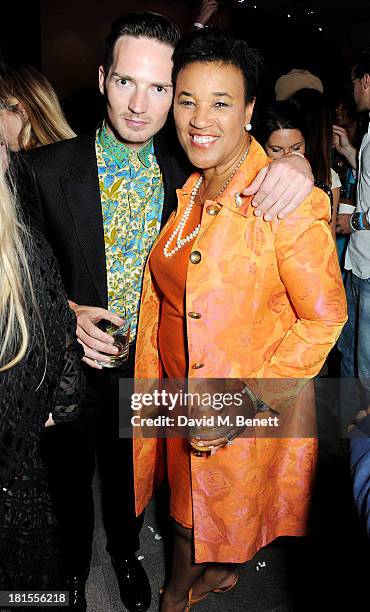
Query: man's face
xmin=99 ymin=36 xmax=174 ymax=149
xmin=351 ymin=69 xmax=370 ymax=112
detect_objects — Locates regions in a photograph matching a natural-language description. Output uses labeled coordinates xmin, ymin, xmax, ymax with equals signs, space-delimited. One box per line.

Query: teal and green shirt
xmin=96 ymin=124 xmax=164 ymax=341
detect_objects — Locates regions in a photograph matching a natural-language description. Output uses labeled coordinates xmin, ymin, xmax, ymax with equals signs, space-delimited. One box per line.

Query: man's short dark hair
xmin=353 ymin=46 xmax=370 ymax=79
xmin=172 ymin=27 xmax=265 ymax=103
xmin=103 ymin=12 xmax=181 ymax=76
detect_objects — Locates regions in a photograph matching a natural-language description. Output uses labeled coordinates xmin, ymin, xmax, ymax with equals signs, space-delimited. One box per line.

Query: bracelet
xmin=241 ymin=384 xmax=270 ymax=412
xmin=193 ymin=22 xmax=206 ymax=29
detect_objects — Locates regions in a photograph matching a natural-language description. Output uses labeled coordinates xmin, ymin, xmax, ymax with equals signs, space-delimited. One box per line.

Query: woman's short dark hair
xmin=172 ymin=27 xmax=265 ymax=103
xmin=103 ymin=12 xmax=180 ymax=76
xmin=353 ymin=46 xmax=370 ymax=80
xmin=259 ymin=101 xmax=308 ymax=146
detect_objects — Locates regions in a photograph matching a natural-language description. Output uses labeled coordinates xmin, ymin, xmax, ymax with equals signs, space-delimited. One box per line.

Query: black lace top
xmin=0 ymin=229 xmax=85 ymax=491
xmin=0 ymin=230 xmax=85 ymax=590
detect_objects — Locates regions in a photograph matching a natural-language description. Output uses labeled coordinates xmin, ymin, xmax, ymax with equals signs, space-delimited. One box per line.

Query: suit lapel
xmin=60 ymin=133 xmax=108 ymax=307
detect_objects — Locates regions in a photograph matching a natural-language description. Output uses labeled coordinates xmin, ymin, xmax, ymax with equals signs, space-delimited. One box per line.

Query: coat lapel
xmin=60 ymin=133 xmax=108 ymax=307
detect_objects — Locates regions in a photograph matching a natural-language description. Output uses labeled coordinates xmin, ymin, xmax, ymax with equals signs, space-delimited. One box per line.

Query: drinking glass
xmin=97 ymin=318 xmax=130 ymax=368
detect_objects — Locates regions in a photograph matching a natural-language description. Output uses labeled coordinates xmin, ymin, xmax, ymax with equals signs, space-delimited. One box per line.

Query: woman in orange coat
xmin=134 ymin=28 xmax=347 ymax=611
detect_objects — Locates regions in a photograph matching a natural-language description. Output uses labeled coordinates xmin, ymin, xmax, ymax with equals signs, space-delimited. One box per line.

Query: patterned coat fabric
xmin=134 ymin=138 xmax=347 ymax=563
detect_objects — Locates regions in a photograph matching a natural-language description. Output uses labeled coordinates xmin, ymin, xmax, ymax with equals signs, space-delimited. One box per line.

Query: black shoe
xmin=111 ymin=555 xmax=151 ymax=612
xmin=65 ymin=574 xmax=87 ymax=611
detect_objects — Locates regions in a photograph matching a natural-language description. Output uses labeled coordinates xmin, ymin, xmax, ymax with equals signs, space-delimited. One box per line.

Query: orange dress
xmin=149 ymin=201 xmax=203 ymax=528
xmin=134 ymin=138 xmax=347 ymax=563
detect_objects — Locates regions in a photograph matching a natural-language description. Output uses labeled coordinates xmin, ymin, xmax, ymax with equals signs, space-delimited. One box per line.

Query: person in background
xmin=288 ymin=88 xmax=341 ymax=235
xmin=333 ymin=88 xmax=367 ymax=270
xmin=274 ymin=70 xmax=341 ymax=233
xmin=260 ymin=99 xmax=340 ymax=238
xmin=334 ymin=47 xmax=370 ymax=534
xmin=193 ymin=0 xmax=220 ymax=29
xmin=0 ymin=63 xmax=75 ymax=152
xmin=275 ymin=68 xmax=323 ymax=101
xmin=0 ymin=148 xmax=84 ymax=591
xmin=19 ymin=12 xmax=316 ymax=611
xmin=134 ymin=27 xmax=346 ymax=612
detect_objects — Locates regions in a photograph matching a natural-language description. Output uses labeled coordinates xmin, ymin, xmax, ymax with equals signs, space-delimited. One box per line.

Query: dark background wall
xmin=2 ymin=1 xmax=370 ymax=114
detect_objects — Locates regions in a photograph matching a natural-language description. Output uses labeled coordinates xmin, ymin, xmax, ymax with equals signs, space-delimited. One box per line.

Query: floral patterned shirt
xmin=96 ymin=124 xmax=164 ymax=340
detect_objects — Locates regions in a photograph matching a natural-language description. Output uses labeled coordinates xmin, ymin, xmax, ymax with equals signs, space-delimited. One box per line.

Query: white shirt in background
xmin=345 ymin=116 xmax=370 ymax=278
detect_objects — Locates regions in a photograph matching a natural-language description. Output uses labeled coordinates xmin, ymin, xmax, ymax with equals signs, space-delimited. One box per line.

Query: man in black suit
xmin=21 ymin=12 xmax=314 ymax=612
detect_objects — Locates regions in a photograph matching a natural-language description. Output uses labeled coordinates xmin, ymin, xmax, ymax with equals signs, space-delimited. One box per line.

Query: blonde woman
xmin=0 ymin=160 xmax=84 ymax=589
xmin=0 ymin=64 xmax=75 ymax=152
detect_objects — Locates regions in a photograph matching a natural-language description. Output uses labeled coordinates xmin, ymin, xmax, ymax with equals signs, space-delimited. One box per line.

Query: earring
xmin=244 ymin=123 xmax=252 ymax=132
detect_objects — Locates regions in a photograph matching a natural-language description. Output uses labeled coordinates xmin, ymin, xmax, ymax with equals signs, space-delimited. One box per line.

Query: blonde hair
xmin=0 ymin=64 xmax=75 ymax=151
xmin=0 ymin=168 xmax=35 ymax=371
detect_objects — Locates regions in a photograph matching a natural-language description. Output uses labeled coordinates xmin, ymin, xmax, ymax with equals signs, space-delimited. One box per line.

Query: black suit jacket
xmin=18 ymin=128 xmax=190 ymax=309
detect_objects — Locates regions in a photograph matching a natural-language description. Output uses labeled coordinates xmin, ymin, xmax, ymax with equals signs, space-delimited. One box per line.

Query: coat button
xmin=190 ymin=251 xmax=201 ymax=264
xmin=206 ymin=205 xmax=220 ymax=216
xmin=188 ymin=312 xmax=202 ymax=319
xmin=192 ymin=363 xmax=205 ymax=369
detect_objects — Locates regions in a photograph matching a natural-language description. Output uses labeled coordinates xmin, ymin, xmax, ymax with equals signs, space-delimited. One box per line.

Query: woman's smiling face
xmin=173 ymin=61 xmax=254 ymax=172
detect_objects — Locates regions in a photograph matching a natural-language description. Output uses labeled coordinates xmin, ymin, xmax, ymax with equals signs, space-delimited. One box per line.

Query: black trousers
xmin=41 ymin=344 xmax=143 ymax=576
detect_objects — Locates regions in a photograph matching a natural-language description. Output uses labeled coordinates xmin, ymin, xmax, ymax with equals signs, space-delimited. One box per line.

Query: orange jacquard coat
xmin=134 ymin=138 xmax=347 ymax=563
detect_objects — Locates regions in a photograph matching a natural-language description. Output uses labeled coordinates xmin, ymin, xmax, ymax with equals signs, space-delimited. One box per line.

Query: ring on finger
xmin=225 ymin=431 xmax=235 ymax=446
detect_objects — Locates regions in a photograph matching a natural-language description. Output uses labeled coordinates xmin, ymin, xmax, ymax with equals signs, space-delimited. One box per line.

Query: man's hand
xmin=242 ymin=153 xmax=314 ymax=220
xmin=195 ymin=0 xmax=219 ymax=26
xmin=348 ymin=406 xmax=370 ymax=434
xmin=336 ymin=213 xmax=353 ymax=235
xmin=333 ymin=125 xmax=358 ymax=169
xmin=68 ymin=301 xmax=124 ymax=369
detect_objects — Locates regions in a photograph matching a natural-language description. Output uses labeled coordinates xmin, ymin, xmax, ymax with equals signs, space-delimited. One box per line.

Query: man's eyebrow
xmin=111 ymin=72 xmax=172 ymax=87
xmin=111 ymin=72 xmax=132 ymax=81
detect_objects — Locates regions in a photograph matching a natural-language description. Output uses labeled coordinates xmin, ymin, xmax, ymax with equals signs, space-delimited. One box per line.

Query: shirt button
xmin=206 ymin=205 xmax=220 ymax=215
xmin=192 ymin=363 xmax=205 ymax=369
xmin=190 ymin=251 xmax=201 ymax=264
xmin=188 ymin=312 xmax=202 ymax=319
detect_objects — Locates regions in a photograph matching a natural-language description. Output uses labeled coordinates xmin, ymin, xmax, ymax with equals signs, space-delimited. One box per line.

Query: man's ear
xmin=362 ymin=73 xmax=370 ymax=90
xmin=98 ymin=65 xmax=106 ymax=96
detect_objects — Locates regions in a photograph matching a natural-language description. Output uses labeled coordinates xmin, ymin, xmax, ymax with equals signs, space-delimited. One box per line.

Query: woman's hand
xmin=188 ymin=383 xmax=255 ymax=455
xmin=242 ymin=153 xmax=314 ymax=220
xmin=189 ymin=424 xmax=245 ymax=455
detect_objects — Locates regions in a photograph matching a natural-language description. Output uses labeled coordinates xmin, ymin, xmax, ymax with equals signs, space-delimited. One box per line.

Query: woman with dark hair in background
xmin=260 ymin=100 xmax=307 ymax=160
xmin=288 ymin=88 xmax=341 ymax=234
xmin=260 ymin=99 xmax=339 ymax=237
xmin=134 ymin=27 xmax=346 ymax=612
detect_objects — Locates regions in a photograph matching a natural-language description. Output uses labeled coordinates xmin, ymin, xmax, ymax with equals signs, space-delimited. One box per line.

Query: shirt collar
xmin=97 ymin=122 xmax=154 ymax=168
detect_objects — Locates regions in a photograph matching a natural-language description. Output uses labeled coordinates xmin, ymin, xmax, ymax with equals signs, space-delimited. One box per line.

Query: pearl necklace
xmin=163 ymin=140 xmax=251 ymax=259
